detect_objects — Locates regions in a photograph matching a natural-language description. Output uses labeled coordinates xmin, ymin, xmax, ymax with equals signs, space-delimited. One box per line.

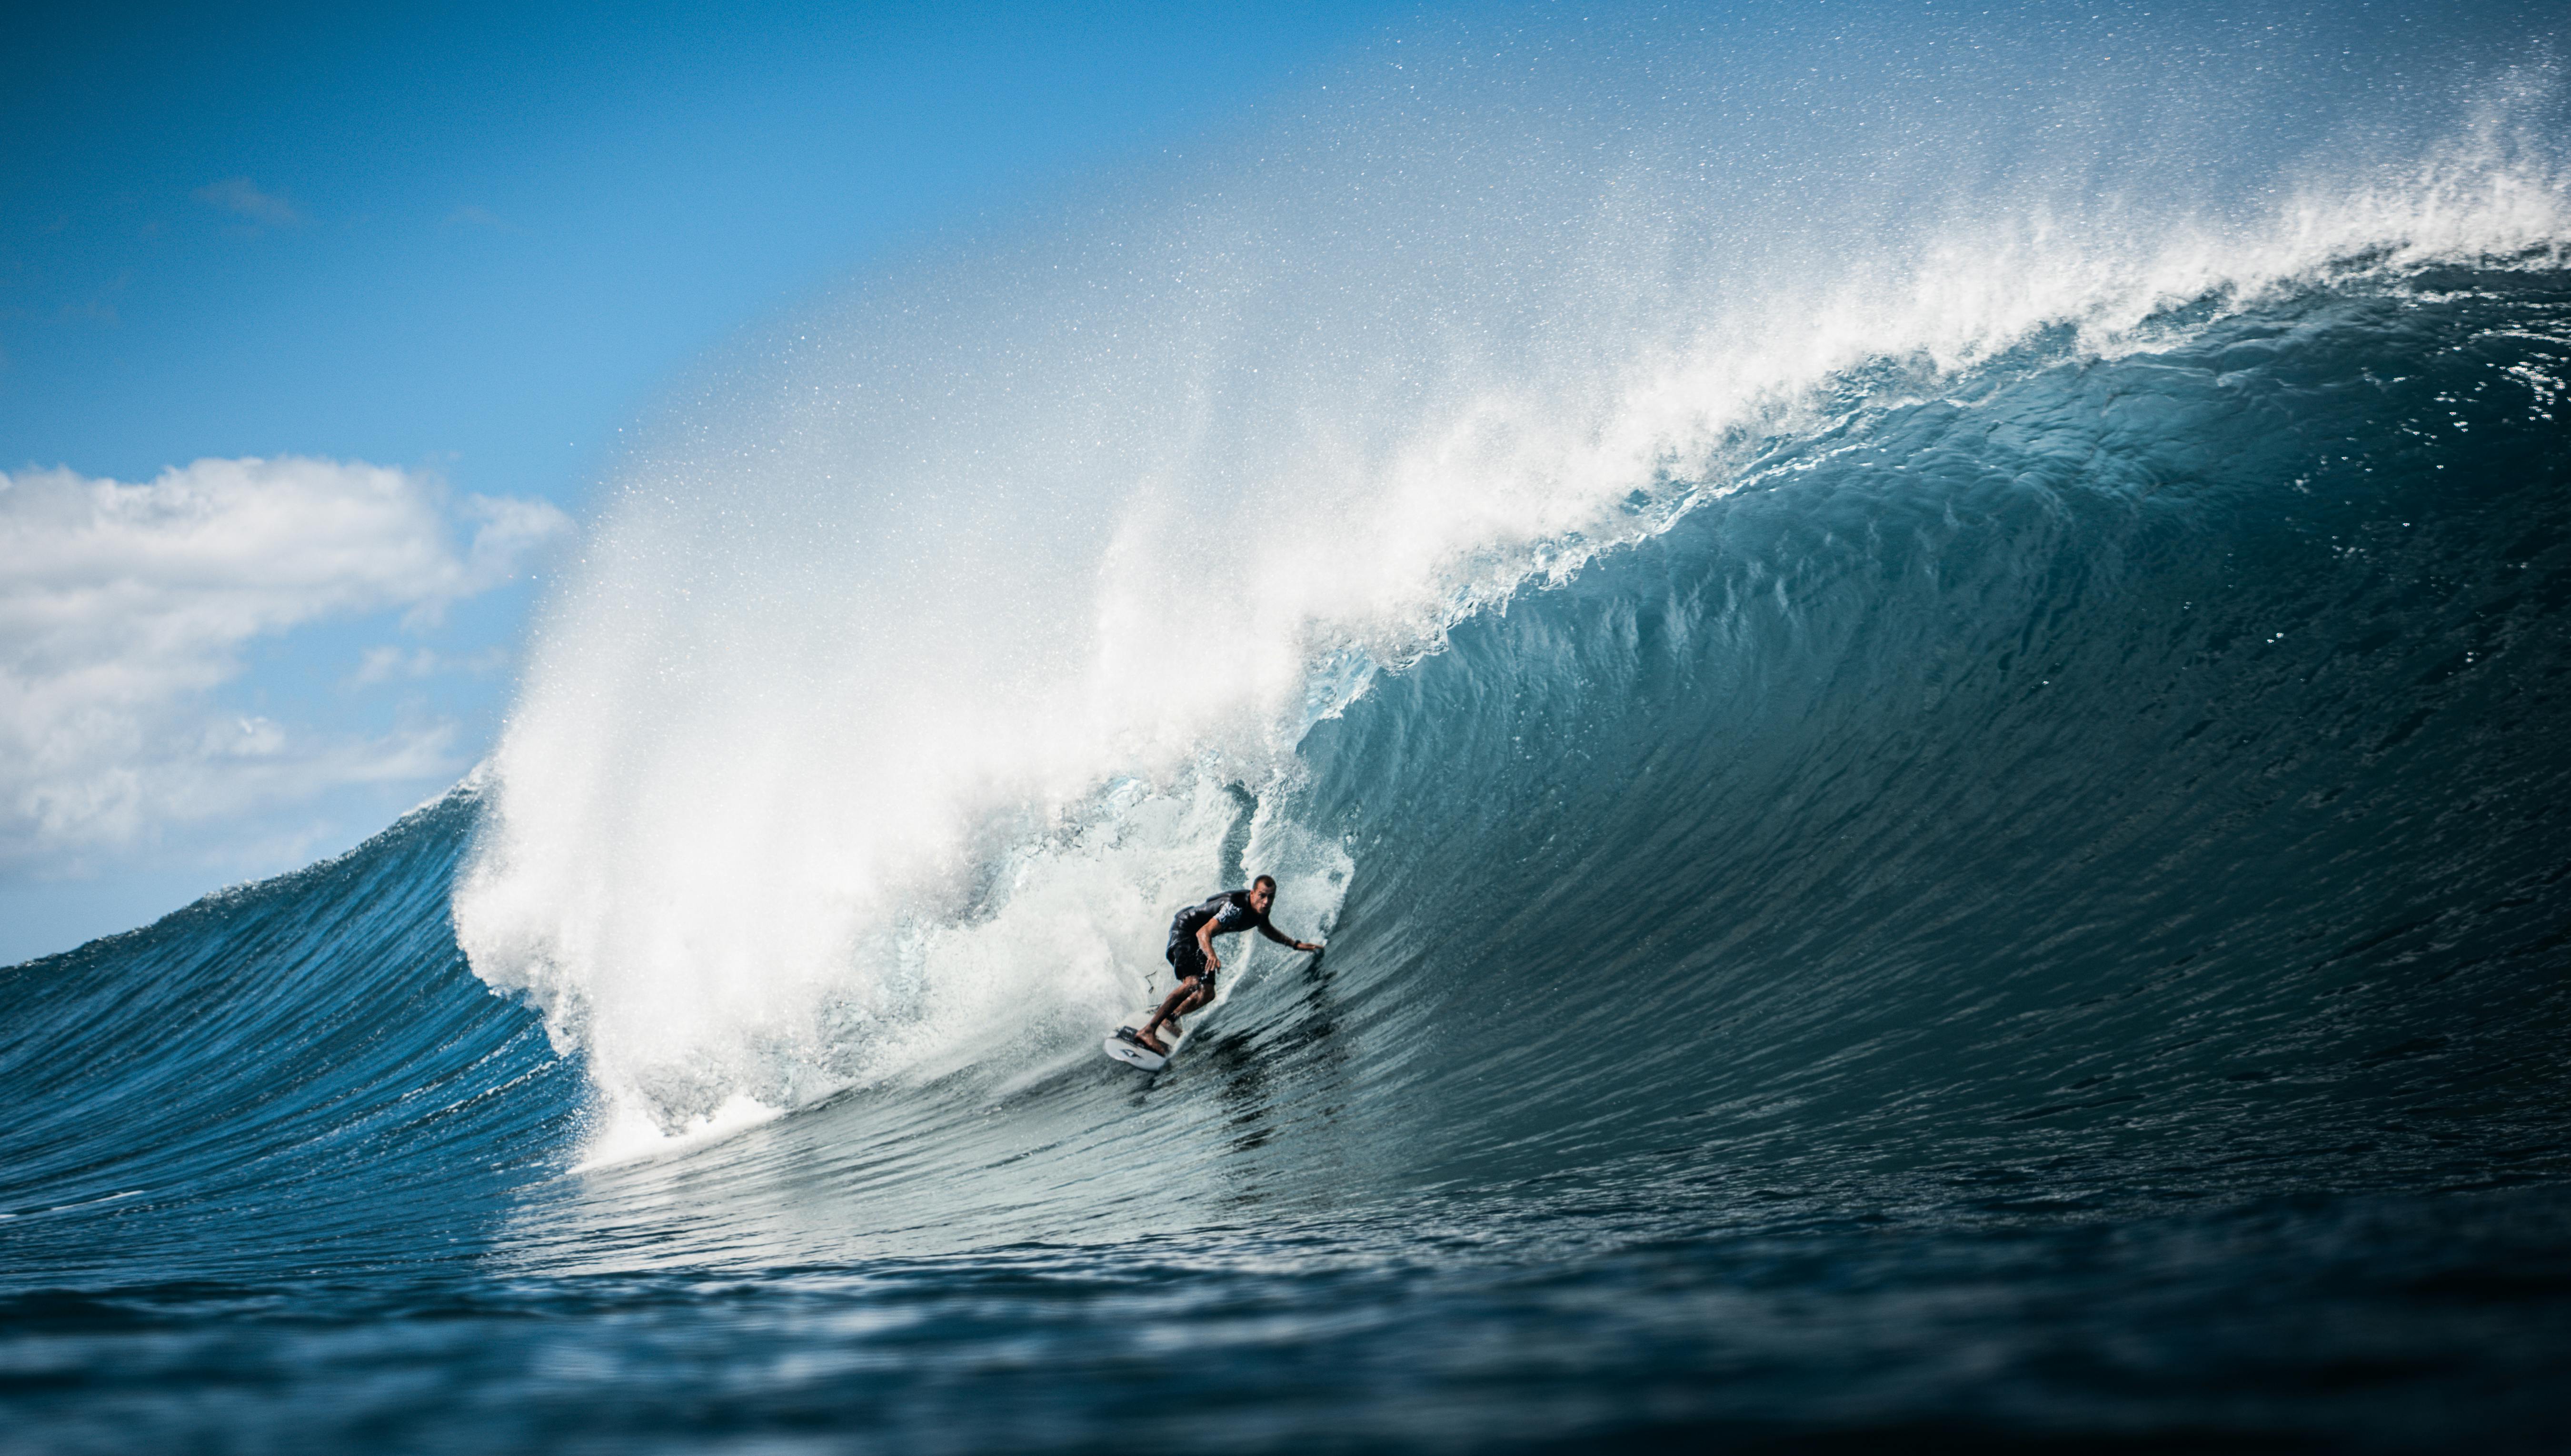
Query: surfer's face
xmin=1250 ymin=884 xmax=1274 ymax=913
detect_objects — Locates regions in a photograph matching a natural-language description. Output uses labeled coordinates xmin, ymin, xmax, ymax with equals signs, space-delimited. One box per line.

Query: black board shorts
xmin=1166 ymin=937 xmax=1214 ymax=990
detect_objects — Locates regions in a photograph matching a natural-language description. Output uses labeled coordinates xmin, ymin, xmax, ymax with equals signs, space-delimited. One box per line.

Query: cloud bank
xmin=0 ymin=456 xmax=570 ymax=872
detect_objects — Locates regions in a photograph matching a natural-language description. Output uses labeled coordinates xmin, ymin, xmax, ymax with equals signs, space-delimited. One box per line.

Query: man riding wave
xmin=1126 ymin=874 xmax=1321 ymax=1056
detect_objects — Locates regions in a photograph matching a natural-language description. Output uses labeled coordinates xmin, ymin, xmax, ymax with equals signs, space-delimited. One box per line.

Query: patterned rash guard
xmin=1164 ymin=890 xmax=1275 ymax=980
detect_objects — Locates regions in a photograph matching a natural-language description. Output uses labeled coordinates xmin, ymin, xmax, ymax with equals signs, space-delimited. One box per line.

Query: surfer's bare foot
xmin=1135 ymin=1029 xmax=1168 ymax=1055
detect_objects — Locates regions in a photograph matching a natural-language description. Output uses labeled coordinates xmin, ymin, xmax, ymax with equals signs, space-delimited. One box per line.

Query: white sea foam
xmin=454 ymin=10 xmax=2568 ymax=1151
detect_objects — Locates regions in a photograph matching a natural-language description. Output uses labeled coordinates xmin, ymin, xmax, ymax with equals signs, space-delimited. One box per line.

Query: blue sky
xmin=0 ymin=0 xmax=1413 ymax=963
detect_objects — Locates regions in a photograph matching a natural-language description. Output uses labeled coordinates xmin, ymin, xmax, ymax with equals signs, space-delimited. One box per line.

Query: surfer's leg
xmin=1138 ymin=977 xmax=1198 ymax=1053
xmin=1166 ymin=972 xmax=1217 ymax=1030
xmin=1145 ymin=940 xmax=1215 ymax=1050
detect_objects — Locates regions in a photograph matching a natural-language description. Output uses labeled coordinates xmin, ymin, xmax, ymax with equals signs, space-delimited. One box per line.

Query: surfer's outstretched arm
xmin=1259 ymin=922 xmax=1321 ymax=952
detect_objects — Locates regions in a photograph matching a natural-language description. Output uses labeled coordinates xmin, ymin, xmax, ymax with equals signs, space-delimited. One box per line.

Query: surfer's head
xmin=1251 ymin=874 xmax=1277 ymax=912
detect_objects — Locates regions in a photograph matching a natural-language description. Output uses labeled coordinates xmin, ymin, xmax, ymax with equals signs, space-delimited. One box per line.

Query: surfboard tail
xmin=1105 ymin=1018 xmax=1177 ymax=1071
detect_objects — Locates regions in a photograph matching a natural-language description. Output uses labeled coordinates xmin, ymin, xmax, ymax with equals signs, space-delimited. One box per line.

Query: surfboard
xmin=1104 ymin=1011 xmax=1186 ymax=1071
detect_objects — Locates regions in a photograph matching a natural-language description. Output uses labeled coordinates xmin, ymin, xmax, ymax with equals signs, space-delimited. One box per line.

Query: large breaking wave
xmin=3 ymin=0 xmax=2566 ymax=1312
xmin=10 ymin=14 xmax=2571 ymax=1446
xmin=436 ymin=9 xmax=2571 ymax=1168
xmin=10 ymin=253 xmax=2565 ymax=1279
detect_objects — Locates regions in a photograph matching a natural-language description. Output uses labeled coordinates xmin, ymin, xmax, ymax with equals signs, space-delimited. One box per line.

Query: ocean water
xmin=8 ymin=7 xmax=2571 ymax=1452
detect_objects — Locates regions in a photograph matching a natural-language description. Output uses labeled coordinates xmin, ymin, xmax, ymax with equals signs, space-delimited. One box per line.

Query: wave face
xmin=0 ymin=795 xmax=579 ymax=1280
xmin=9 ymin=8 xmax=2571 ymax=1452
xmin=1297 ymin=269 xmax=2571 ymax=1198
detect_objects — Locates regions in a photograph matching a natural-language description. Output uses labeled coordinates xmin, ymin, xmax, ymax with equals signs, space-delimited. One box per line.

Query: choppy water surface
xmin=8 ymin=6 xmax=2571 ymax=1451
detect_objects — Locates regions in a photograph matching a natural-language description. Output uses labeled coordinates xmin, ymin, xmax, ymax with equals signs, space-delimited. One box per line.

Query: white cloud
xmin=193 ymin=177 xmax=305 ymax=227
xmin=0 ymin=456 xmax=571 ymax=870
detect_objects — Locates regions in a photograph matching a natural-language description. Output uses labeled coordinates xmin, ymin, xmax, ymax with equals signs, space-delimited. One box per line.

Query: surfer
xmin=1128 ymin=876 xmax=1321 ymax=1056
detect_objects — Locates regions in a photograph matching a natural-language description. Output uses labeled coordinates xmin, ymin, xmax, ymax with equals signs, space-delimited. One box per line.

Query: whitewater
xmin=7 ymin=5 xmax=2571 ymax=1450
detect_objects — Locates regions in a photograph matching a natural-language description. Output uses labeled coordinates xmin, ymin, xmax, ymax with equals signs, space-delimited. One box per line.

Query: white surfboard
xmin=1104 ymin=1009 xmax=1186 ymax=1071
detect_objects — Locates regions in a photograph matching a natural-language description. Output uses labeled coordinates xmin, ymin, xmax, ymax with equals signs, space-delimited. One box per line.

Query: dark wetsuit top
xmin=1165 ymin=890 xmax=1274 ymax=981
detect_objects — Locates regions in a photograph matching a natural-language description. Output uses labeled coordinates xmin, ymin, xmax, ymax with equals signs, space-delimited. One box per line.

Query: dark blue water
xmin=6 ymin=267 xmax=2570 ymax=1451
